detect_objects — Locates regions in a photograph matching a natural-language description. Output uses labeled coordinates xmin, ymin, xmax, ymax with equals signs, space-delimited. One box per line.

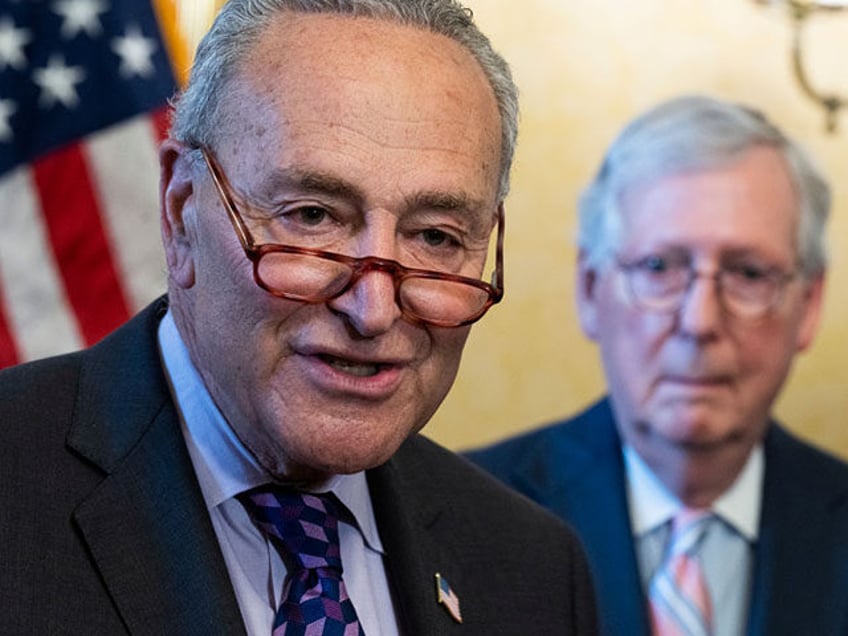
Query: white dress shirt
xmin=158 ymin=311 xmax=400 ymax=635
xmin=624 ymin=444 xmax=763 ymax=636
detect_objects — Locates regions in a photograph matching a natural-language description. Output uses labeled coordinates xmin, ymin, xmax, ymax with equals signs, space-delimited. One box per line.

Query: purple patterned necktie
xmin=240 ymin=486 xmax=365 ymax=636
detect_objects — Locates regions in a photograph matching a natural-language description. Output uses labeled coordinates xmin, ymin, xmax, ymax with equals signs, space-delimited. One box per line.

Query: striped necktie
xmin=239 ymin=487 xmax=365 ymax=636
xmin=649 ymin=508 xmax=713 ymax=636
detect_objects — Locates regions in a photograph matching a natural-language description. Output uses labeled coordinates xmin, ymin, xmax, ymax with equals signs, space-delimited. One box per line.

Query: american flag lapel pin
xmin=435 ymin=572 xmax=463 ymax=624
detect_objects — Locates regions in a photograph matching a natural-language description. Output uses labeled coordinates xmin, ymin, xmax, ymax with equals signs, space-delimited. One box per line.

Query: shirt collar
xmin=157 ymin=310 xmax=384 ymax=553
xmin=624 ymin=442 xmax=762 ymax=542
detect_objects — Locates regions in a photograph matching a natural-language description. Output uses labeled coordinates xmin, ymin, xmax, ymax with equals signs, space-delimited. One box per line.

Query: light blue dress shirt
xmin=625 ymin=444 xmax=763 ymax=636
xmin=158 ymin=311 xmax=400 ymax=635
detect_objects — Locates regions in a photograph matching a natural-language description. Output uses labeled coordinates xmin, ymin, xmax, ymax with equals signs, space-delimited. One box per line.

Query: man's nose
xmin=676 ymin=272 xmax=724 ymax=339
xmin=328 ymin=267 xmax=403 ymax=337
xmin=327 ymin=226 xmax=404 ymax=336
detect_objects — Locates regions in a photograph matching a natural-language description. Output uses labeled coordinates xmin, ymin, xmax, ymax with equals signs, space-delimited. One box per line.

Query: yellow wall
xmin=184 ymin=1 xmax=848 ymax=459
xmin=427 ymin=0 xmax=848 ymax=459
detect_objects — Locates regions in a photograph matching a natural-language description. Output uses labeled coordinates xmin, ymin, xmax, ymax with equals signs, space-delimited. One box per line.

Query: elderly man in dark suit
xmin=0 ymin=1 xmax=599 ymax=634
xmin=467 ymin=95 xmax=848 ymax=636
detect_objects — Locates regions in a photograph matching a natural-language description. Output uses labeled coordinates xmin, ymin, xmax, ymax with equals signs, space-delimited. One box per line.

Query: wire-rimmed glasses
xmin=200 ymin=147 xmax=504 ymax=328
xmin=617 ymin=253 xmax=797 ymax=320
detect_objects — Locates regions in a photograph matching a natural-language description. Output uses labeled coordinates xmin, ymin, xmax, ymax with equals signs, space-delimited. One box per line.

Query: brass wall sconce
xmin=756 ymin=0 xmax=848 ymax=133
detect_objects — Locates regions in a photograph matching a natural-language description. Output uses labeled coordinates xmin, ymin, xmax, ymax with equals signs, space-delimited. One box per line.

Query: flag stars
xmin=0 ymin=98 xmax=16 ymax=142
xmin=0 ymin=17 xmax=32 ymax=71
xmin=52 ymin=0 xmax=109 ymax=39
xmin=112 ymin=25 xmax=157 ymax=78
xmin=33 ymin=54 xmax=86 ymax=109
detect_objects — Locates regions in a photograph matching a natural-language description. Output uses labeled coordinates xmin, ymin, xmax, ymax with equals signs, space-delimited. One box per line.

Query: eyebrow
xmin=407 ymin=190 xmax=487 ymax=215
xmin=261 ymin=168 xmax=492 ymax=225
xmin=631 ymin=244 xmax=793 ymax=267
xmin=262 ymin=168 xmax=363 ymax=203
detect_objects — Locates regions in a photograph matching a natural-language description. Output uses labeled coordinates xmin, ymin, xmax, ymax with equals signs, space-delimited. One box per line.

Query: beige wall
xmin=185 ymin=0 xmax=848 ymax=458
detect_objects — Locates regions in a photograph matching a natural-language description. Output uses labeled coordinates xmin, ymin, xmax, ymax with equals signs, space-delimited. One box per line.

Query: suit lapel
xmin=72 ymin=404 xmax=245 ymax=634
xmin=67 ymin=300 xmax=245 ymax=635
xmin=367 ymin=451 xmax=463 ymax=635
xmin=747 ymin=425 xmax=840 ymax=636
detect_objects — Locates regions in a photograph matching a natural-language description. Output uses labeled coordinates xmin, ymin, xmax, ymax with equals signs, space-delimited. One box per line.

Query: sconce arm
xmin=788 ymin=0 xmax=846 ymax=132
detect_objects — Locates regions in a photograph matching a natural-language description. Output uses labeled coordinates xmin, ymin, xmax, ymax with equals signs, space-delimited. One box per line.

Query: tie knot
xmin=240 ymin=487 xmax=344 ymax=572
xmin=669 ymin=508 xmax=712 ymax=558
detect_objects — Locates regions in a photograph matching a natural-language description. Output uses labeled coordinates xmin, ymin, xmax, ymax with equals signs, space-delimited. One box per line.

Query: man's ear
xmin=575 ymin=250 xmax=601 ymax=342
xmin=796 ymin=271 xmax=826 ymax=352
xmin=160 ymin=139 xmax=196 ymax=289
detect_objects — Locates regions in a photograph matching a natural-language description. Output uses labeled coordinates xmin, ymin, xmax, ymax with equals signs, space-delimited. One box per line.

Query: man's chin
xmin=634 ymin=410 xmax=742 ymax=451
xmin=287 ymin=441 xmax=404 ymax=482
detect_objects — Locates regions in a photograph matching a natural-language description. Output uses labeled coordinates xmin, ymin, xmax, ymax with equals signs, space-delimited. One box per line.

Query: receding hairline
xmin=170 ymin=0 xmax=519 ymax=201
xmin=211 ymin=12 xmax=495 ymax=134
xmin=577 ymin=95 xmax=831 ymax=275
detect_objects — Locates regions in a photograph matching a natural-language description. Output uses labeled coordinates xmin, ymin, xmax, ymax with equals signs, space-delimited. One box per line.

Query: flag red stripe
xmin=150 ymin=104 xmax=171 ymax=143
xmin=0 ymin=283 xmax=21 ymax=369
xmin=32 ymin=144 xmax=131 ymax=346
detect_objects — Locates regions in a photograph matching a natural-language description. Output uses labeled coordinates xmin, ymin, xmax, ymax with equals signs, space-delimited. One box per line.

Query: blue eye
xmin=633 ymin=254 xmax=685 ymax=274
xmin=622 ymin=253 xmax=689 ymax=280
xmin=642 ymin=255 xmax=670 ymax=272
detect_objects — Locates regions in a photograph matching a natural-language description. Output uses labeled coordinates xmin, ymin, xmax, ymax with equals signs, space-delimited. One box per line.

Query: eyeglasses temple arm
xmin=200 ymin=147 xmax=255 ymax=252
xmin=491 ymin=204 xmax=505 ymax=299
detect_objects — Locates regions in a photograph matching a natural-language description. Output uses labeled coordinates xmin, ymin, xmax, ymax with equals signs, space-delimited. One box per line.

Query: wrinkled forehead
xmin=612 ymin=151 xmax=801 ymax=261
xmin=204 ymin=12 xmax=503 ymax=216
xmin=214 ymin=13 xmax=501 ymax=153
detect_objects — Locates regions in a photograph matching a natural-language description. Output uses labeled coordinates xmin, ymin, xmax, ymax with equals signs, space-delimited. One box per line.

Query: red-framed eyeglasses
xmin=200 ymin=147 xmax=504 ymax=328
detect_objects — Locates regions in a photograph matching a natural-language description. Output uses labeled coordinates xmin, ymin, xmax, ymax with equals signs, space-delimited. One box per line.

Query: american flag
xmin=436 ymin=572 xmax=463 ymax=624
xmin=0 ymin=0 xmax=186 ymax=368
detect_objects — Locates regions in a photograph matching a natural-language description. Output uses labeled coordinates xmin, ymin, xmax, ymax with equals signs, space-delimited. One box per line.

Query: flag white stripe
xmin=0 ymin=167 xmax=82 ymax=360
xmin=85 ymin=116 xmax=168 ymax=310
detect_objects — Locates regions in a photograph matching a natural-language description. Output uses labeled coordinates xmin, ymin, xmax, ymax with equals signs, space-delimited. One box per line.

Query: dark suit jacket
xmin=0 ymin=299 xmax=598 ymax=635
xmin=465 ymin=398 xmax=848 ymax=636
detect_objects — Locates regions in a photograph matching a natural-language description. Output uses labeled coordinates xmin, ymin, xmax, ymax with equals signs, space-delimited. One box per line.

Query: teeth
xmin=323 ymin=356 xmax=380 ymax=377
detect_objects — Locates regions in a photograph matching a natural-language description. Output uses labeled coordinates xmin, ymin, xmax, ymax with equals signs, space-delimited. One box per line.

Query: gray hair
xmin=170 ymin=0 xmax=518 ymax=201
xmin=578 ymin=94 xmax=831 ymax=276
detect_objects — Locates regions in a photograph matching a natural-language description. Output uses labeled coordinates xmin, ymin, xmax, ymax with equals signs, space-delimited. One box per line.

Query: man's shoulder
xmin=388 ymin=434 xmax=575 ymax=531
xmin=0 ymin=298 xmax=169 ymax=459
xmin=0 ymin=350 xmax=84 ymax=442
xmin=383 ymin=433 xmax=598 ymax=592
xmin=766 ymin=423 xmax=848 ymax=495
xmin=376 ymin=434 xmax=600 ymax=633
xmin=462 ymin=397 xmax=618 ymax=478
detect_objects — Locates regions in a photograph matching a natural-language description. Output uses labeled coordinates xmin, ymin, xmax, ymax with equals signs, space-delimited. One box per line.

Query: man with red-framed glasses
xmin=0 ymin=1 xmax=599 ymax=633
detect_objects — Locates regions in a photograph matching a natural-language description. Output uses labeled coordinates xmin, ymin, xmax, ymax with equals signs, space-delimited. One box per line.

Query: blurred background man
xmin=468 ymin=95 xmax=848 ymax=636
